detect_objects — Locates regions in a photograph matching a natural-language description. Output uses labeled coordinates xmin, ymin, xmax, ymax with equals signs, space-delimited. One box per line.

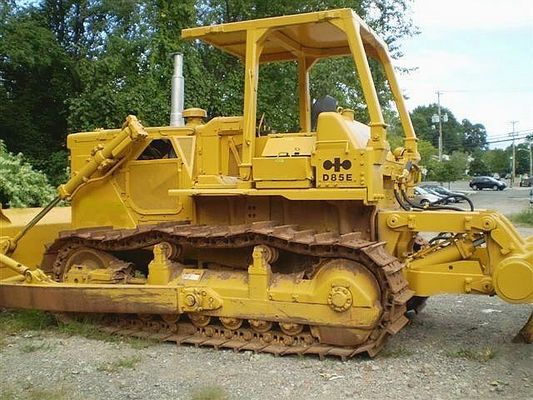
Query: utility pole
xmin=526 ymin=135 xmax=533 ymax=179
xmin=431 ymin=91 xmax=448 ymax=161
xmin=528 ymin=142 xmax=533 ymax=178
xmin=510 ymin=120 xmax=518 ymax=187
xmin=437 ymin=91 xmax=443 ymax=161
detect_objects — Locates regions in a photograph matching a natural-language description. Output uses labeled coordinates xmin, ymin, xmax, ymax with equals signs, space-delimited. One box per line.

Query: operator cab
xmin=182 ymin=9 xmax=418 ymax=195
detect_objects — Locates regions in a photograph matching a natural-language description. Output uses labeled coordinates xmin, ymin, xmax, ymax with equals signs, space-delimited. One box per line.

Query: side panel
xmin=126 ymin=159 xmax=182 ymax=215
xmin=68 ymin=127 xmax=195 ymax=229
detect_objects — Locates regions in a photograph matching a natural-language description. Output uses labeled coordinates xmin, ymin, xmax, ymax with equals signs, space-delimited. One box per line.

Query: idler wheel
xmin=249 ymin=319 xmax=272 ymax=333
xmin=256 ymin=245 xmax=279 ymax=263
xmin=220 ymin=317 xmax=243 ymax=330
xmin=148 ymin=320 xmax=162 ymax=332
xmin=280 ymin=322 xmax=303 ymax=336
xmin=137 ymin=314 xmax=152 ymax=322
xmin=188 ymin=313 xmax=211 ymax=327
xmin=158 ymin=241 xmax=182 ymax=260
xmin=161 ymin=314 xmax=180 ymax=324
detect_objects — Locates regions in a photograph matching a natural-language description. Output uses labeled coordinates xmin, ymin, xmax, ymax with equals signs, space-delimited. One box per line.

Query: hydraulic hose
xmin=400 ymin=188 xmax=428 ymax=210
xmin=399 ymin=188 xmax=472 ymax=212
xmin=448 ymin=194 xmax=474 ymax=211
xmin=394 ymin=187 xmax=411 ymax=210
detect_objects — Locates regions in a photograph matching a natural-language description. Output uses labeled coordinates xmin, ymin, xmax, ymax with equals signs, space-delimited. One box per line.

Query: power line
xmin=487 ymin=135 xmax=531 ymax=144
xmin=435 ymin=88 xmax=533 ymax=94
xmin=488 ymin=128 xmax=533 ymax=140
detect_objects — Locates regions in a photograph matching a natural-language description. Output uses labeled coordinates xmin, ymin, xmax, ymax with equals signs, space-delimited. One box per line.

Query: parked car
xmin=414 ymin=187 xmax=441 ymax=207
xmin=420 ymin=184 xmax=465 ymax=203
xmin=419 ymin=186 xmax=451 ymax=203
xmin=520 ymin=177 xmax=533 ymax=187
xmin=469 ymin=176 xmax=506 ymax=191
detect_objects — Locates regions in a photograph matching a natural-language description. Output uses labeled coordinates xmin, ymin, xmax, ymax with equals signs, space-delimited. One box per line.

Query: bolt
xmin=185 ymin=294 xmax=196 ymax=307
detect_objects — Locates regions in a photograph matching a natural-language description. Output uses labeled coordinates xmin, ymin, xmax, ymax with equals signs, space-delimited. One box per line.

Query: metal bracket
xmin=178 ymin=287 xmax=223 ymax=313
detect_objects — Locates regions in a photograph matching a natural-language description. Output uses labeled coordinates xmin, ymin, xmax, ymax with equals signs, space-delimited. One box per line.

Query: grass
xmin=447 ymin=346 xmax=497 ymax=362
xmin=0 ymin=309 xmax=57 ymax=334
xmin=190 ymin=386 xmax=229 ymax=400
xmin=0 ymin=310 xmax=57 ymax=349
xmin=97 ymin=355 xmax=142 ymax=373
xmin=55 ymin=316 xmax=117 ymax=341
xmin=0 ymin=310 xmax=157 ymax=349
xmin=509 ymin=208 xmax=533 ymax=226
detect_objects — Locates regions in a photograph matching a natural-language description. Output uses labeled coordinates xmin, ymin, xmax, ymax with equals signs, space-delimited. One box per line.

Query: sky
xmin=396 ymin=0 xmax=533 ymax=148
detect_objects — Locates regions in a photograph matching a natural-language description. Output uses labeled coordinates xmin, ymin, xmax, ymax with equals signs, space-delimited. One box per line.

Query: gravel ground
xmin=1 ymin=183 xmax=532 ymax=400
xmin=1 ymin=296 xmax=531 ymax=400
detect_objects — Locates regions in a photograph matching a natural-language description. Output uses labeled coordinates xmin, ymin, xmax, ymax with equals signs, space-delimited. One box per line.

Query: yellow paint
xmin=379 ymin=210 xmax=533 ymax=303
xmin=0 ymin=207 xmax=71 ymax=278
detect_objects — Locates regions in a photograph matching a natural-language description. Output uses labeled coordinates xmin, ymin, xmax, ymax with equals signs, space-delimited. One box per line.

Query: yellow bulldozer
xmin=1 ymin=9 xmax=531 ymax=358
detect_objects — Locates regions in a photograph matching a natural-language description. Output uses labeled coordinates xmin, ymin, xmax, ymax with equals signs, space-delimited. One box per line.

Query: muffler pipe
xmin=170 ymin=53 xmax=185 ymax=127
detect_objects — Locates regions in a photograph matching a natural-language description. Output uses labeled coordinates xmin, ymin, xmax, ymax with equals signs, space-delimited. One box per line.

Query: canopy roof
xmin=182 ymin=8 xmax=387 ymax=63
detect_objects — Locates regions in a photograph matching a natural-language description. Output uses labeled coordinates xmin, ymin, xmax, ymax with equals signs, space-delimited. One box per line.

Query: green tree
xmin=426 ymin=151 xmax=468 ymax=183
xmin=469 ymin=156 xmax=490 ymax=176
xmin=0 ymin=4 xmax=73 ymax=184
xmin=410 ymin=104 xmax=463 ymax=154
xmin=482 ymin=149 xmax=510 ymax=177
xmin=427 ymin=161 xmax=454 ymax=183
xmin=449 ymin=151 xmax=469 ymax=176
xmin=462 ymin=119 xmax=487 ymax=154
xmin=514 ymin=143 xmax=530 ymax=175
xmin=1 ymin=0 xmax=417 ymax=185
xmin=417 ymin=139 xmax=438 ymax=166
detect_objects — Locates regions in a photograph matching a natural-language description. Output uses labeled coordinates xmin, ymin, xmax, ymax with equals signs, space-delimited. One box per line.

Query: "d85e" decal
xmin=322 ymin=157 xmax=353 ymax=182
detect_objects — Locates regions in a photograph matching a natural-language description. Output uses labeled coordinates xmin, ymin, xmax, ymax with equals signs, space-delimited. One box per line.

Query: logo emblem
xmin=323 ymin=158 xmax=352 ymax=172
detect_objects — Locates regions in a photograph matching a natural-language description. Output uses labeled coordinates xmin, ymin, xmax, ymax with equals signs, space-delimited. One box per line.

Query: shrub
xmin=0 ymin=140 xmax=56 ymax=208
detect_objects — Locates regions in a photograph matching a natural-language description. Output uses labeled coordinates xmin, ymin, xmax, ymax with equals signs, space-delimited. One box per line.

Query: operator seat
xmin=311 ymin=95 xmax=338 ymax=131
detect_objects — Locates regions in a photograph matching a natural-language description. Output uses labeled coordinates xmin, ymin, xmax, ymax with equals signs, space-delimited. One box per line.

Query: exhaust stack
xmin=170 ymin=53 xmax=185 ymax=127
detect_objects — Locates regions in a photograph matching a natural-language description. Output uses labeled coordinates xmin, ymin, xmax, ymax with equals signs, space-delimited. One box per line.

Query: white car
xmin=414 ymin=187 xmax=441 ymax=207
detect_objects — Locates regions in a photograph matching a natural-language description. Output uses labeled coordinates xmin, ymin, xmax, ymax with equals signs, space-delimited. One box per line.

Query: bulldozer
xmin=1 ymin=8 xmax=531 ymax=358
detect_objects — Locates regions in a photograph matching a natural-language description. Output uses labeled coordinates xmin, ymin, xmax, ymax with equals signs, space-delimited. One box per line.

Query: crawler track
xmin=44 ymin=221 xmax=413 ymax=358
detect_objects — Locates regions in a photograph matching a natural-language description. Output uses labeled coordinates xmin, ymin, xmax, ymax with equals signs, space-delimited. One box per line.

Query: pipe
xmin=170 ymin=53 xmax=185 ymax=127
xmin=0 ymin=253 xmax=30 ymax=277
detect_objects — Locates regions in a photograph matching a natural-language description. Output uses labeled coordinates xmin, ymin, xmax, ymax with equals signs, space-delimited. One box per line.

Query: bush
xmin=0 ymin=140 xmax=56 ymax=208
